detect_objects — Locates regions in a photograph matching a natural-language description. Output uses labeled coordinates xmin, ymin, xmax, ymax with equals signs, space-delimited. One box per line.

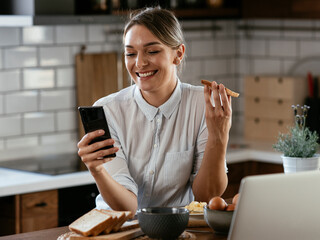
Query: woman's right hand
xmin=77 ymin=129 xmax=119 ymax=174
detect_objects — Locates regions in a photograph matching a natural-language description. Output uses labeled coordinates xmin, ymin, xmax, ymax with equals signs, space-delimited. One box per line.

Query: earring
xmin=175 ymin=59 xmax=180 ymax=65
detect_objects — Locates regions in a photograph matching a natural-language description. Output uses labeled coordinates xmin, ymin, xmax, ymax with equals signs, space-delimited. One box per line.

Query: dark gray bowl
xmin=137 ymin=207 xmax=189 ymax=240
xmin=204 ymin=205 xmax=234 ymax=235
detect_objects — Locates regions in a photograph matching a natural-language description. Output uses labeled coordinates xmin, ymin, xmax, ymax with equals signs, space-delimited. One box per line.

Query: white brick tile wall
xmin=5 ymin=91 xmax=38 ymax=114
xmin=57 ymin=110 xmax=77 ymax=131
xmin=253 ymin=59 xmax=282 ymax=75
xmin=6 ymin=136 xmax=39 ymax=149
xmin=182 ymin=59 xmax=203 ymax=85
xmin=0 ymin=115 xmax=22 ymax=137
xmin=203 ymin=59 xmax=228 ymax=76
xmin=56 ymin=25 xmax=86 ymax=44
xmin=0 ymin=49 xmax=2 ymax=69
xmin=315 ymin=20 xmax=320 ymax=38
xmin=299 ymin=41 xmax=320 ymax=58
xmin=22 ymin=26 xmax=54 ymax=45
xmin=103 ymin=43 xmax=122 ymax=53
xmin=215 ymin=39 xmax=236 ymax=56
xmin=41 ymin=132 xmax=75 ymax=145
xmin=4 ymin=47 xmax=37 ymax=69
xmin=283 ymin=20 xmax=314 ymax=39
xmin=0 ymin=139 xmax=4 ymax=150
xmin=0 ymin=95 xmax=3 ymax=114
xmin=57 ymin=67 xmax=75 ymax=87
xmin=0 ymin=28 xmax=20 ymax=47
xmin=189 ymin=39 xmax=215 ymax=57
xmin=23 ymin=112 xmax=55 ymax=134
xmin=0 ymin=70 xmax=21 ymax=92
xmin=39 ymin=46 xmax=71 ymax=66
xmin=40 ymin=89 xmax=74 ymax=110
xmin=88 ymin=25 xmax=107 ymax=42
xmin=71 ymin=45 xmax=104 ymax=62
xmin=269 ymin=40 xmax=297 ymax=58
xmin=23 ymin=68 xmax=55 ymax=89
xmin=240 ymin=39 xmax=267 ymax=56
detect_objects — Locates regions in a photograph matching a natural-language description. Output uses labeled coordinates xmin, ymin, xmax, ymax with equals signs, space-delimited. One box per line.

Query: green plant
xmin=273 ymin=105 xmax=319 ymax=158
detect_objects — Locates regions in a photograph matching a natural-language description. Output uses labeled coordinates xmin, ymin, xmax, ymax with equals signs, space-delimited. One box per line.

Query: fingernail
xmin=99 ymin=130 xmax=105 ymax=134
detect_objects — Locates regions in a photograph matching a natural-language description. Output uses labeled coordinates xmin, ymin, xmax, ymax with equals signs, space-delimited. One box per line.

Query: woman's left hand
xmin=203 ymin=81 xmax=232 ymax=147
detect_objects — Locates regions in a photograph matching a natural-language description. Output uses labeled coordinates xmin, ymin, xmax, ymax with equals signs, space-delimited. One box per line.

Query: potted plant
xmin=273 ymin=105 xmax=320 ymax=173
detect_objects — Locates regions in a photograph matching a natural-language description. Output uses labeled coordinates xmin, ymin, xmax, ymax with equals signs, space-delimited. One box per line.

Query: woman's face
xmin=124 ymin=24 xmax=183 ymax=98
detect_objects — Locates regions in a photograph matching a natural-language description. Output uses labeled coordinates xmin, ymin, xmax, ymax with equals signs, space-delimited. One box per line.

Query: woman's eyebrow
xmin=125 ymin=42 xmax=161 ymax=48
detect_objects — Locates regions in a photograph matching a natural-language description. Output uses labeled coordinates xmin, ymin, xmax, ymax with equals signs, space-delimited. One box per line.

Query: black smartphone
xmin=78 ymin=106 xmax=116 ymax=158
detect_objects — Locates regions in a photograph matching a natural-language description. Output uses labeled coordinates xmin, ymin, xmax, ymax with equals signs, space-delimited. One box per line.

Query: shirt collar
xmin=134 ymin=80 xmax=182 ymax=121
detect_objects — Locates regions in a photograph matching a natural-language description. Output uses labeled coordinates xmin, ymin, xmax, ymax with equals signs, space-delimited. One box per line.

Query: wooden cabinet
xmin=244 ymin=76 xmax=307 ymax=142
xmin=0 ymin=190 xmax=58 ymax=236
xmin=0 ymin=184 xmax=99 ymax=236
xmin=19 ymin=190 xmax=58 ymax=233
xmin=222 ymin=161 xmax=284 ymax=199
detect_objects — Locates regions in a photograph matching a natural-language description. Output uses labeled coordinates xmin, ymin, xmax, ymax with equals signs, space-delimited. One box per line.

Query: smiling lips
xmin=137 ymin=70 xmax=157 ymax=78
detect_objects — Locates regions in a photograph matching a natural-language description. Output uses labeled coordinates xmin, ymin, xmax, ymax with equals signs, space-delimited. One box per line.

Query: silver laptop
xmin=228 ymin=171 xmax=320 ymax=240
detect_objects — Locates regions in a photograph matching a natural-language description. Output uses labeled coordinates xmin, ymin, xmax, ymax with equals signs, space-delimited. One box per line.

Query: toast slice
xmin=99 ymin=210 xmax=133 ymax=232
xmin=99 ymin=210 xmax=126 ymax=234
xmin=201 ymin=79 xmax=240 ymax=97
xmin=69 ymin=209 xmax=113 ymax=236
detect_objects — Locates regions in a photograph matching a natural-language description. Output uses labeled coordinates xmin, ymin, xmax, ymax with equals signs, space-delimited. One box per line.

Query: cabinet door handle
xmin=277 ymin=99 xmax=283 ymax=105
xmin=254 ymin=97 xmax=260 ymax=103
xmin=35 ymin=202 xmax=47 ymax=207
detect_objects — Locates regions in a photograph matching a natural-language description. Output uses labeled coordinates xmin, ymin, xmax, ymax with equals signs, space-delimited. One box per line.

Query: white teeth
xmin=139 ymin=71 xmax=155 ymax=77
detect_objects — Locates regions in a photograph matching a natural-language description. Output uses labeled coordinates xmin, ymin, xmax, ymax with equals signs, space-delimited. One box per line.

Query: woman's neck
xmin=141 ymin=80 xmax=177 ymax=107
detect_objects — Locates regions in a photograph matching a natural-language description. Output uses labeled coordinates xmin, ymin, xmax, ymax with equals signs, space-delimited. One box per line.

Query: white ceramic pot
xmin=281 ymin=154 xmax=320 ymax=173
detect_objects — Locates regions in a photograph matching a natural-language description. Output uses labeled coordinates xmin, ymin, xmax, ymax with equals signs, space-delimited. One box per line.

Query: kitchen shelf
xmin=0 ymin=14 xmax=124 ymax=27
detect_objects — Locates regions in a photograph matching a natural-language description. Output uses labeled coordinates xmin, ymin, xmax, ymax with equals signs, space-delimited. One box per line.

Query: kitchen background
xmin=1 ymin=15 xmax=320 ymax=161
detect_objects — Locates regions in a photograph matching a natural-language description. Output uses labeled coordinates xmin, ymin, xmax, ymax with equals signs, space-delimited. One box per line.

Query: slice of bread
xmin=201 ymin=79 xmax=240 ymax=97
xmin=99 ymin=209 xmax=133 ymax=232
xmin=69 ymin=209 xmax=113 ymax=236
xmin=99 ymin=210 xmax=125 ymax=234
xmin=112 ymin=211 xmax=133 ymax=232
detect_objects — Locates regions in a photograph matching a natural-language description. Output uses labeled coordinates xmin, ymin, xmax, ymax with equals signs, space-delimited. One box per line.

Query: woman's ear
xmin=177 ymin=44 xmax=185 ymax=59
xmin=173 ymin=44 xmax=185 ymax=65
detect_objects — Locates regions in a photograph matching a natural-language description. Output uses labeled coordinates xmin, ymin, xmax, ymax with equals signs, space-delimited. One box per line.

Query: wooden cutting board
xmin=75 ymin=52 xmax=129 ymax=139
xmin=69 ymin=228 xmax=144 ymax=240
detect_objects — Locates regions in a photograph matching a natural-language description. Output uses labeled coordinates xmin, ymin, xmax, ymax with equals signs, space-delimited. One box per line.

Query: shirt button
xmin=157 ymin=118 xmax=161 ymax=123
xmin=154 ymin=144 xmax=157 ymax=148
xmin=149 ymin=170 xmax=154 ymax=175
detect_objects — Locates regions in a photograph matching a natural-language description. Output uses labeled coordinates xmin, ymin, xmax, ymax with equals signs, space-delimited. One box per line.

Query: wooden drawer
xmin=245 ymin=96 xmax=294 ymax=120
xmin=244 ymin=117 xmax=292 ymax=141
xmin=20 ymin=190 xmax=58 ymax=233
xmin=244 ymin=76 xmax=306 ymax=99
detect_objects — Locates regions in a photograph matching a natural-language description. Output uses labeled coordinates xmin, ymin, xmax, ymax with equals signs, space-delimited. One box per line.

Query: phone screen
xmin=78 ymin=106 xmax=116 ymax=158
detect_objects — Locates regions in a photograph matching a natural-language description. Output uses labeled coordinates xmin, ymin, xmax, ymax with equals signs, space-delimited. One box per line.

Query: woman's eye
xmin=125 ymin=53 xmax=136 ymax=57
xmin=149 ymin=51 xmax=160 ymax=54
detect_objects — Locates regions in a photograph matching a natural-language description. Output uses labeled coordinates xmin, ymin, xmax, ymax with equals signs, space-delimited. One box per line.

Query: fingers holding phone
xmin=78 ymin=106 xmax=119 ymax=172
xmin=78 ymin=130 xmax=119 ymax=172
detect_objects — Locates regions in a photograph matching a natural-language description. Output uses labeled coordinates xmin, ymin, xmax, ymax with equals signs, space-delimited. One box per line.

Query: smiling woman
xmin=77 ymin=6 xmax=232 ymax=213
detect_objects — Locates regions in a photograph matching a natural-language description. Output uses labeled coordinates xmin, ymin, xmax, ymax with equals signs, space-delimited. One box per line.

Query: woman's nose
xmin=136 ymin=53 xmax=148 ymax=68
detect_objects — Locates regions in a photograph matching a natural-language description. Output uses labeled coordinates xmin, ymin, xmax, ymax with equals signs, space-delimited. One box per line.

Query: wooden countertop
xmin=0 ymin=226 xmax=228 ymax=240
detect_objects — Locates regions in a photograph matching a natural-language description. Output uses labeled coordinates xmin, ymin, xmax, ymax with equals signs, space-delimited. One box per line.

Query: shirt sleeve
xmin=93 ymin=101 xmax=138 ymax=197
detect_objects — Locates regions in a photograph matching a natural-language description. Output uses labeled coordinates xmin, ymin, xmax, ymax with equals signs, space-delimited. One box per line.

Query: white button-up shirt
xmin=94 ymin=80 xmax=220 ymax=209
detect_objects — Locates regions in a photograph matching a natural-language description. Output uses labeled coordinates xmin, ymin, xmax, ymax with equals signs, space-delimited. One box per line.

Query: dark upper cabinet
xmin=242 ymin=0 xmax=320 ymax=19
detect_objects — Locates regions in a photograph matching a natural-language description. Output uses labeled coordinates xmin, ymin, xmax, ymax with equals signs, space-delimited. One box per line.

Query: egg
xmin=208 ymin=196 xmax=227 ymax=210
xmin=232 ymin=193 xmax=239 ymax=206
xmin=226 ymin=203 xmax=235 ymax=211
